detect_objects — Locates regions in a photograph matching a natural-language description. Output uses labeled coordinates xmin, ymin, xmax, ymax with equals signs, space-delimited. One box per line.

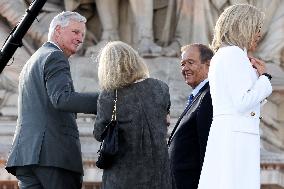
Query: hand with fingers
xmin=248 ymin=56 xmax=267 ymax=76
xmin=249 ymin=56 xmax=272 ymax=80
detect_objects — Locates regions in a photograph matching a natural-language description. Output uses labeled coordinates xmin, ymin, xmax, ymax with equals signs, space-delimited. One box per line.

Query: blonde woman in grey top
xmin=93 ymin=41 xmax=173 ymax=189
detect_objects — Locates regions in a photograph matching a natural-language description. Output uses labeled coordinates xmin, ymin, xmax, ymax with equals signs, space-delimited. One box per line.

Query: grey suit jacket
xmin=6 ymin=42 xmax=99 ymax=175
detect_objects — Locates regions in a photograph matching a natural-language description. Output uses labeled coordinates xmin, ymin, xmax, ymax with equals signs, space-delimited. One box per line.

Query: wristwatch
xmin=262 ymin=73 xmax=272 ymax=81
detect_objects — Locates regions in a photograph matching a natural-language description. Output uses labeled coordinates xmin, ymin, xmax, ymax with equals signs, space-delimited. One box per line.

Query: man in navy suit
xmin=168 ymin=43 xmax=213 ymax=189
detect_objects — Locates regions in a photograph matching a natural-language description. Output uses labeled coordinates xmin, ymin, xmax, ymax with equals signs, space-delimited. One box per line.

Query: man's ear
xmin=54 ymin=25 xmax=61 ymax=36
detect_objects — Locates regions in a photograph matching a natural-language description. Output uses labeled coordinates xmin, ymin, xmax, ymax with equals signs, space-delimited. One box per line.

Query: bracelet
xmin=262 ymin=73 xmax=272 ymax=81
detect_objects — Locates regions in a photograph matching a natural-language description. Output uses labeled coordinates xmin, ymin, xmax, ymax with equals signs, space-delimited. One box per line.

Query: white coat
xmin=198 ymin=46 xmax=272 ymax=189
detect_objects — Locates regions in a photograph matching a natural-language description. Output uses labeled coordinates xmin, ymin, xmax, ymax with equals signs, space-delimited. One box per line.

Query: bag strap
xmin=111 ymin=89 xmax=118 ymax=121
xmin=98 ymin=89 xmax=118 ymax=151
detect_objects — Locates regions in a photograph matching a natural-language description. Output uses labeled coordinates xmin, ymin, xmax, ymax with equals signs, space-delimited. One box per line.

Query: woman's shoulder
xmin=98 ymin=90 xmax=115 ymax=102
xmin=132 ymin=78 xmax=169 ymax=99
xmin=143 ymin=78 xmax=169 ymax=89
xmin=217 ymin=45 xmax=246 ymax=56
xmin=213 ymin=45 xmax=247 ymax=64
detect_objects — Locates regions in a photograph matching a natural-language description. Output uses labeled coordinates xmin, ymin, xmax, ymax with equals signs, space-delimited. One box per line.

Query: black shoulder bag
xmin=96 ymin=89 xmax=119 ymax=169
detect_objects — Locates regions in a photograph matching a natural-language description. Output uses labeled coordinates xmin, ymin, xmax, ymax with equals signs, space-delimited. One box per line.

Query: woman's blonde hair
xmin=98 ymin=41 xmax=149 ymax=90
xmin=211 ymin=4 xmax=264 ymax=52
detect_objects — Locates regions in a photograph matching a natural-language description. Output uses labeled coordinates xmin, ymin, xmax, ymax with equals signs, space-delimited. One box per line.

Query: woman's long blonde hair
xmin=98 ymin=41 xmax=149 ymax=90
xmin=211 ymin=4 xmax=264 ymax=52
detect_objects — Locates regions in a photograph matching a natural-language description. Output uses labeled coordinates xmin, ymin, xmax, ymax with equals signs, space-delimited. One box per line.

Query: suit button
xmin=250 ymin=112 xmax=255 ymax=116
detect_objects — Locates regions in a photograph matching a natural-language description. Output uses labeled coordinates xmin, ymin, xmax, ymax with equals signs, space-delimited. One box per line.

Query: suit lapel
xmin=168 ymin=82 xmax=209 ymax=146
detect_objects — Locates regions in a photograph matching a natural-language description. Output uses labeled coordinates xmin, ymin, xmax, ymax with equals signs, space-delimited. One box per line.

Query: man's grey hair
xmin=48 ymin=11 xmax=87 ymax=41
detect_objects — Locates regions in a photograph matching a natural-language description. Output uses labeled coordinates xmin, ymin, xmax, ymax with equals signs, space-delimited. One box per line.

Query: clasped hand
xmin=248 ymin=56 xmax=267 ymax=76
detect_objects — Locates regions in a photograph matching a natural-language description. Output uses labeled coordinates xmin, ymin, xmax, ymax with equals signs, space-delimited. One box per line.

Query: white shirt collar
xmin=134 ymin=78 xmax=147 ymax=83
xmin=191 ymin=78 xmax=208 ymax=97
xmin=47 ymin=41 xmax=62 ymax=52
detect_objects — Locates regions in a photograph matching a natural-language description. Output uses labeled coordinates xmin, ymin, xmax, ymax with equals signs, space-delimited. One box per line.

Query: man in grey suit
xmin=5 ymin=11 xmax=99 ymax=189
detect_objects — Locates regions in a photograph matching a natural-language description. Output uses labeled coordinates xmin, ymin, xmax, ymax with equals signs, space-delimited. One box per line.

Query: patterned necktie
xmin=187 ymin=94 xmax=194 ymax=106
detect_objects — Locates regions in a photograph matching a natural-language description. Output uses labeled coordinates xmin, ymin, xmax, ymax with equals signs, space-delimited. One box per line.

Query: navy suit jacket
xmin=168 ymin=82 xmax=213 ymax=188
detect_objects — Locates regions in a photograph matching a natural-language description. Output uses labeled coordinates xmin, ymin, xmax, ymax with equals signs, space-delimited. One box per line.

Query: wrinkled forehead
xmin=63 ymin=20 xmax=85 ymax=30
xmin=181 ymin=46 xmax=200 ymax=61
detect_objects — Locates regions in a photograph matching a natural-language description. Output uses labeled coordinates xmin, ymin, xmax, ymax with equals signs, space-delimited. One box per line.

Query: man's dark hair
xmin=181 ymin=43 xmax=214 ymax=63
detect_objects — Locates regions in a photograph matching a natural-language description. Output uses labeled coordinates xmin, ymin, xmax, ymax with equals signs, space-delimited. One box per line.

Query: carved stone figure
xmin=253 ymin=0 xmax=284 ymax=66
xmin=162 ymin=0 xmax=218 ymax=57
xmin=163 ymin=0 xmax=284 ymax=67
xmin=0 ymin=0 xmax=64 ymax=47
xmin=85 ymin=0 xmax=163 ymax=57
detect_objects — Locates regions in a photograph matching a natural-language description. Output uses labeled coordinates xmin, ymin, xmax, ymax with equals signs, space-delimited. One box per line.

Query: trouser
xmin=15 ymin=165 xmax=82 ymax=189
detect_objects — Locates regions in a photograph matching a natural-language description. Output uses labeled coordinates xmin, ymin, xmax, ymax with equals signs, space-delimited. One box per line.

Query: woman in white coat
xmin=198 ymin=4 xmax=272 ymax=189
